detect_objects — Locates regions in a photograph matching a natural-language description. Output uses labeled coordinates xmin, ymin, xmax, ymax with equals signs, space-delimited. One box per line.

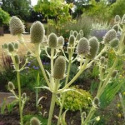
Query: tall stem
xmin=47 ymin=80 xmax=59 ymax=125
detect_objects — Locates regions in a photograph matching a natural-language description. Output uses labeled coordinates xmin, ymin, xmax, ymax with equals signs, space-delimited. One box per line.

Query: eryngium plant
xmin=3 ymin=14 xmax=125 ymax=125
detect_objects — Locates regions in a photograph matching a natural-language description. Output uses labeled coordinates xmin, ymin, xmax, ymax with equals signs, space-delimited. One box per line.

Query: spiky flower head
xmin=76 ymin=33 xmax=81 ymax=41
xmin=8 ymin=82 xmax=15 ymax=91
xmin=110 ymin=38 xmax=119 ymax=48
xmin=53 ymin=56 xmax=66 ymax=80
xmin=93 ymin=97 xmax=100 ymax=108
xmin=100 ymin=56 xmax=106 ymax=64
xmin=103 ymin=29 xmax=117 ymax=44
xmin=2 ymin=43 xmax=8 ymax=49
xmin=114 ymin=15 xmax=121 ymax=23
xmin=112 ymin=70 xmax=118 ymax=77
xmin=70 ymin=30 xmax=74 ymax=36
xmin=112 ymin=25 xmax=119 ymax=32
xmin=77 ymin=37 xmax=90 ymax=55
xmin=122 ymin=14 xmax=125 ymax=24
xmin=14 ymin=43 xmax=18 ymax=49
xmin=8 ymin=43 xmax=14 ymax=52
xmin=30 ymin=117 xmax=41 ymax=125
xmin=58 ymin=36 xmax=64 ymax=47
xmin=69 ymin=35 xmax=75 ymax=46
xmin=14 ymin=55 xmax=20 ymax=64
xmin=79 ymin=30 xmax=84 ymax=37
xmin=30 ymin=21 xmax=45 ymax=44
xmin=73 ymin=31 xmax=78 ymax=37
xmin=88 ymin=37 xmax=99 ymax=59
xmin=48 ymin=33 xmax=58 ymax=48
xmin=9 ymin=16 xmax=25 ymax=35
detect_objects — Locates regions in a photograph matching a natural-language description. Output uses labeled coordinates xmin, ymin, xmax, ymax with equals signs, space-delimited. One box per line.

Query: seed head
xmin=30 ymin=21 xmax=45 ymax=44
xmin=88 ymin=37 xmax=99 ymax=59
xmin=30 ymin=117 xmax=41 ymax=125
xmin=77 ymin=37 xmax=90 ymax=55
xmin=58 ymin=36 xmax=64 ymax=47
xmin=48 ymin=33 xmax=58 ymax=48
xmin=53 ymin=56 xmax=66 ymax=79
xmin=76 ymin=33 xmax=81 ymax=41
xmin=2 ymin=43 xmax=8 ymax=49
xmin=9 ymin=16 xmax=25 ymax=35
xmin=110 ymin=38 xmax=119 ymax=48
xmin=69 ymin=35 xmax=75 ymax=46
xmin=114 ymin=15 xmax=121 ymax=23
xmin=103 ymin=29 xmax=117 ymax=44
xmin=8 ymin=82 xmax=15 ymax=91
xmin=8 ymin=43 xmax=14 ymax=52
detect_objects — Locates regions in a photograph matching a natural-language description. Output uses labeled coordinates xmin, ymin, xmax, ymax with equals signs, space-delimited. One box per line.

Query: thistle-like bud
xmin=100 ymin=56 xmax=106 ymax=64
xmin=14 ymin=43 xmax=18 ymax=49
xmin=22 ymin=93 xmax=27 ymax=101
xmin=110 ymin=38 xmax=119 ymax=48
xmin=73 ymin=31 xmax=78 ymax=37
xmin=122 ymin=14 xmax=125 ymax=24
xmin=48 ymin=33 xmax=58 ymax=48
xmin=30 ymin=21 xmax=45 ymax=44
xmin=88 ymin=37 xmax=99 ymax=59
xmin=79 ymin=30 xmax=84 ymax=37
xmin=14 ymin=55 xmax=20 ymax=64
xmin=93 ymin=97 xmax=100 ymax=108
xmin=69 ymin=35 xmax=75 ymax=46
xmin=8 ymin=43 xmax=14 ymax=52
xmin=112 ymin=25 xmax=119 ymax=32
xmin=2 ymin=43 xmax=8 ymax=49
xmin=53 ymin=56 xmax=66 ymax=79
xmin=30 ymin=117 xmax=41 ymax=125
xmin=8 ymin=82 xmax=15 ymax=91
xmin=70 ymin=30 xmax=74 ymax=36
xmin=114 ymin=15 xmax=121 ymax=23
xmin=112 ymin=70 xmax=118 ymax=77
xmin=58 ymin=36 xmax=64 ymax=47
xmin=76 ymin=33 xmax=81 ymax=41
xmin=77 ymin=37 xmax=90 ymax=55
xmin=9 ymin=16 xmax=25 ymax=35
xmin=103 ymin=29 xmax=117 ymax=44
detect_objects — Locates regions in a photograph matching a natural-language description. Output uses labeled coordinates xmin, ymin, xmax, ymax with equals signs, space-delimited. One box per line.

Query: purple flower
xmin=33 ymin=66 xmax=39 ymax=70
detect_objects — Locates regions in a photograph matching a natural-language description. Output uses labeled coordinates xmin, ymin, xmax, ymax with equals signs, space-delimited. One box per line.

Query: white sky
xmin=31 ymin=0 xmax=38 ymax=6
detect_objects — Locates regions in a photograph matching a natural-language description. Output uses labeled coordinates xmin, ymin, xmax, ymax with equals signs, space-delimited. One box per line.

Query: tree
xmin=1 ymin=0 xmax=31 ymax=20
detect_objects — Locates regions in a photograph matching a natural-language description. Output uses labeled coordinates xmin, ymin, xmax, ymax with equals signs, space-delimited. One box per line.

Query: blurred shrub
xmin=57 ymin=86 xmax=92 ymax=111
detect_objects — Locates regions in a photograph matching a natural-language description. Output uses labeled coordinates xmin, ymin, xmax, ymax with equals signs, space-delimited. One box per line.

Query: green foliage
xmin=57 ymin=86 xmax=92 ymax=111
xmin=0 ymin=8 xmax=10 ymax=26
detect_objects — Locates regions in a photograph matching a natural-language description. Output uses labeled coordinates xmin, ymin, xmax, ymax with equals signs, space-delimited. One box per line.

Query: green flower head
xmin=69 ymin=35 xmax=75 ymax=46
xmin=110 ymin=38 xmax=119 ymax=48
xmin=30 ymin=117 xmax=41 ymax=125
xmin=58 ymin=36 xmax=64 ymax=47
xmin=114 ymin=15 xmax=121 ymax=23
xmin=8 ymin=82 xmax=15 ymax=91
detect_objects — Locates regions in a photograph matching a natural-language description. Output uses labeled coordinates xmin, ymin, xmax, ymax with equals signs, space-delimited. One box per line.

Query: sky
xmin=31 ymin=0 xmax=38 ymax=6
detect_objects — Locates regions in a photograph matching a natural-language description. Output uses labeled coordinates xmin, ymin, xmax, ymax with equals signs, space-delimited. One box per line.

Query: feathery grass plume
xmin=114 ymin=15 xmax=121 ymax=23
xmin=9 ymin=16 xmax=25 ymax=35
xmin=76 ymin=33 xmax=81 ymax=41
xmin=122 ymin=14 xmax=125 ymax=24
xmin=70 ymin=30 xmax=74 ymax=36
xmin=88 ymin=37 xmax=99 ymax=59
xmin=8 ymin=43 xmax=14 ymax=52
xmin=48 ymin=33 xmax=58 ymax=48
xmin=58 ymin=36 xmax=64 ymax=46
xmin=77 ymin=37 xmax=90 ymax=55
xmin=14 ymin=43 xmax=18 ymax=49
xmin=53 ymin=56 xmax=66 ymax=79
xmin=112 ymin=25 xmax=119 ymax=32
xmin=110 ymin=38 xmax=119 ymax=48
xmin=8 ymin=82 xmax=15 ymax=90
xmin=112 ymin=70 xmax=118 ymax=77
xmin=30 ymin=117 xmax=41 ymax=125
xmin=73 ymin=30 xmax=78 ymax=37
xmin=69 ymin=35 xmax=75 ymax=46
xmin=30 ymin=21 xmax=45 ymax=44
xmin=103 ymin=29 xmax=117 ymax=44
xmin=79 ymin=30 xmax=84 ymax=37
xmin=14 ymin=55 xmax=20 ymax=64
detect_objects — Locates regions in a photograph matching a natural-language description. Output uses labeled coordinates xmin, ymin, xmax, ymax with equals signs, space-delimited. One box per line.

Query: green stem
xmin=47 ymin=79 xmax=59 ymax=125
xmin=51 ymin=48 xmax=54 ymax=75
xmin=17 ymin=71 xmax=23 ymax=125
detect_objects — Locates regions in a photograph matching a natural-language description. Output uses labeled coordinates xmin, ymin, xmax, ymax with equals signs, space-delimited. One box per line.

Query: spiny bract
xmin=9 ymin=16 xmax=25 ymax=35
xmin=30 ymin=21 xmax=45 ymax=44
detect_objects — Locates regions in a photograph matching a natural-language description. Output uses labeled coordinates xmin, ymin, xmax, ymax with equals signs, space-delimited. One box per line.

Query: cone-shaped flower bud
xmin=2 ymin=43 xmax=8 ymax=49
xmin=76 ymin=33 xmax=81 ymax=41
xmin=100 ymin=56 xmax=106 ymax=64
xmin=122 ymin=14 xmax=125 ymax=24
xmin=69 ymin=35 xmax=75 ymax=46
xmin=70 ymin=30 xmax=74 ymax=36
xmin=103 ymin=29 xmax=117 ymax=44
xmin=30 ymin=21 xmax=45 ymax=44
xmin=114 ymin=15 xmax=121 ymax=23
xmin=73 ymin=31 xmax=78 ymax=37
xmin=110 ymin=38 xmax=119 ymax=48
xmin=112 ymin=25 xmax=119 ymax=32
xmin=93 ymin=97 xmax=100 ymax=108
xmin=14 ymin=55 xmax=20 ymax=64
xmin=9 ymin=16 xmax=25 ymax=35
xmin=77 ymin=37 xmax=90 ymax=55
xmin=88 ymin=37 xmax=99 ymax=59
xmin=58 ymin=36 xmax=64 ymax=47
xmin=30 ymin=117 xmax=41 ymax=125
xmin=48 ymin=33 xmax=57 ymax=48
xmin=112 ymin=70 xmax=118 ymax=77
xmin=14 ymin=43 xmax=18 ymax=49
xmin=53 ymin=56 xmax=66 ymax=79
xmin=8 ymin=43 xmax=14 ymax=52
xmin=79 ymin=30 xmax=84 ymax=37
xmin=8 ymin=82 xmax=15 ymax=91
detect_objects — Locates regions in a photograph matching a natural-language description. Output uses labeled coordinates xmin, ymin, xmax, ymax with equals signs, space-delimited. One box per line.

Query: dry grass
xmin=0 ymin=34 xmax=34 ymax=66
